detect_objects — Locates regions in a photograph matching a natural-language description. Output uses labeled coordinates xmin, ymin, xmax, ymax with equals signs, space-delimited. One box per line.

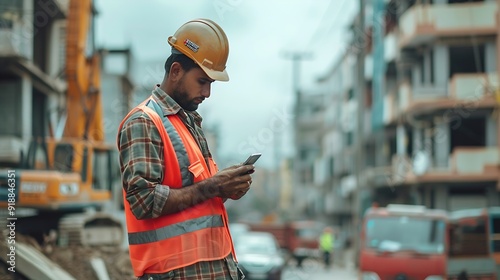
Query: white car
xmin=234 ymin=231 xmax=285 ymax=280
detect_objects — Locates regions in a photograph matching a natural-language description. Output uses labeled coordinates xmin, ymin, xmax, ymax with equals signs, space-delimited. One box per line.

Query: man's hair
xmin=164 ymin=53 xmax=199 ymax=76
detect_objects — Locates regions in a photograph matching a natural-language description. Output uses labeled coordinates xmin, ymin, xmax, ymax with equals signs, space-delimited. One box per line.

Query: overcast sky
xmin=95 ymin=0 xmax=358 ymax=168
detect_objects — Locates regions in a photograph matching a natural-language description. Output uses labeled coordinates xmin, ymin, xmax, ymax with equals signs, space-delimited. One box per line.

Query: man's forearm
xmin=160 ymin=178 xmax=218 ymax=215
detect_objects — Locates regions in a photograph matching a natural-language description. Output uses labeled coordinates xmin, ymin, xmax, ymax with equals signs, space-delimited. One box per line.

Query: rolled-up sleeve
xmin=118 ymin=113 xmax=169 ymax=219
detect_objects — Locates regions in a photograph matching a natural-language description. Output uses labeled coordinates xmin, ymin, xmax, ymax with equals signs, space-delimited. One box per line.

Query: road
xmin=283 ymin=262 xmax=358 ymax=280
xmin=282 ymin=249 xmax=358 ymax=280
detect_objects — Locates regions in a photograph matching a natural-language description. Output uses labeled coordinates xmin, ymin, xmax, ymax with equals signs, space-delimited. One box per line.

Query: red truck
xmin=244 ymin=220 xmax=323 ymax=265
xmin=360 ymin=204 xmax=497 ymax=280
xmin=360 ymin=204 xmax=448 ymax=280
xmin=448 ymin=208 xmax=497 ymax=279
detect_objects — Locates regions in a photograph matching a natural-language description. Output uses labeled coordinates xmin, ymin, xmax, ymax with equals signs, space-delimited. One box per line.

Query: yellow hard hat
xmin=168 ymin=18 xmax=229 ymax=81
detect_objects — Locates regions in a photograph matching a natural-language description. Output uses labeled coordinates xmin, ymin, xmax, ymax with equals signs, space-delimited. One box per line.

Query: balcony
xmin=397 ymin=73 xmax=499 ymax=118
xmin=0 ymin=0 xmax=69 ymax=59
xmin=449 ymin=73 xmax=499 ymax=100
xmin=0 ymin=18 xmax=33 ymax=60
xmin=385 ymin=147 xmax=500 ymax=186
xmin=363 ymin=166 xmax=393 ymax=188
xmin=399 ymin=2 xmax=498 ymax=48
xmin=451 ymin=147 xmax=499 ymax=175
xmin=415 ymin=147 xmax=500 ymax=183
xmin=297 ymin=111 xmax=324 ymax=128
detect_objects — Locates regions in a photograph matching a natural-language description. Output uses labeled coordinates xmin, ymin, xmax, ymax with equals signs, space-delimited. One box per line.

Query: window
xmin=449 ymin=45 xmax=485 ymax=78
xmin=450 ymin=117 xmax=486 ymax=152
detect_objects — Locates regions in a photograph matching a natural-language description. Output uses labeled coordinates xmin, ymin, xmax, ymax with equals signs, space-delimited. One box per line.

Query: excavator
xmin=0 ymin=0 xmax=123 ymax=246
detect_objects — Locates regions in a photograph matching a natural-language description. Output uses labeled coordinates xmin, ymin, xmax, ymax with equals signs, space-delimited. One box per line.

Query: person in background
xmin=117 ymin=18 xmax=254 ymax=280
xmin=319 ymin=226 xmax=335 ymax=269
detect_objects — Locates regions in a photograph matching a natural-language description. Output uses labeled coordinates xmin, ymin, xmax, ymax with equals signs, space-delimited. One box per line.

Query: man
xmin=319 ymin=226 xmax=335 ymax=269
xmin=117 ymin=18 xmax=253 ymax=280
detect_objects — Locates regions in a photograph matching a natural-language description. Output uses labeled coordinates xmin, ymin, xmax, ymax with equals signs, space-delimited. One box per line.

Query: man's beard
xmin=173 ymin=89 xmax=198 ymax=111
xmin=172 ymin=78 xmax=199 ymax=111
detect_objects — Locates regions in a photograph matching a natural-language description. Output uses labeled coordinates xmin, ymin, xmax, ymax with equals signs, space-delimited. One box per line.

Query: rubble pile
xmin=45 ymin=245 xmax=134 ymax=280
xmin=0 ymin=233 xmax=134 ymax=280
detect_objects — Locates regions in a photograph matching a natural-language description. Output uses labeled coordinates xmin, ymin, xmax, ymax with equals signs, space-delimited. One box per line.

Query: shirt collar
xmin=151 ymin=85 xmax=203 ymax=123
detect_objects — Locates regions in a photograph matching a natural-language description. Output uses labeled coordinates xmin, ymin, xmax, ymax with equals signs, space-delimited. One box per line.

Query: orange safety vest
xmin=118 ymin=97 xmax=235 ymax=277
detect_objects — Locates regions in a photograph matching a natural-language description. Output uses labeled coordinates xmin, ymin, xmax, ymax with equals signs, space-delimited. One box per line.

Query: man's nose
xmin=202 ymin=85 xmax=211 ymax=98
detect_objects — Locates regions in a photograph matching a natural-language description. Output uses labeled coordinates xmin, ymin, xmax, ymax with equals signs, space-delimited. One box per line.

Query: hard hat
xmin=168 ymin=18 xmax=229 ymax=81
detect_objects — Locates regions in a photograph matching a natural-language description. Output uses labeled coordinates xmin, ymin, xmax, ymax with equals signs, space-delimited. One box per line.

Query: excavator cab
xmin=13 ymin=138 xmax=116 ymax=209
xmin=0 ymin=138 xmax=123 ymax=246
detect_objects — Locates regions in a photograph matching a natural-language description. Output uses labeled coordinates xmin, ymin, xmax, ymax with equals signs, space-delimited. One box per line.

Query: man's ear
xmin=169 ymin=62 xmax=184 ymax=81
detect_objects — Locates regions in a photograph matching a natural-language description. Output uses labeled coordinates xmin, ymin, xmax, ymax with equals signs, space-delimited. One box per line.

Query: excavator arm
xmin=64 ymin=0 xmax=104 ymax=141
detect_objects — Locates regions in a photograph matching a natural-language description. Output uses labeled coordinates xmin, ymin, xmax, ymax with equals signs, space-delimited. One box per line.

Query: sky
xmin=95 ymin=0 xmax=358 ymax=168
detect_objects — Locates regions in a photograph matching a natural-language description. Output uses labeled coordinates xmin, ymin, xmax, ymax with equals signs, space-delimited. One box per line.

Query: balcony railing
xmin=399 ymin=2 xmax=498 ymax=47
xmin=297 ymin=111 xmax=324 ymax=127
xmin=449 ymin=73 xmax=499 ymax=100
xmin=412 ymin=86 xmax=448 ymax=100
xmin=0 ymin=17 xmax=33 ymax=59
xmin=396 ymin=73 xmax=498 ymax=118
xmin=363 ymin=166 xmax=393 ymax=188
xmin=451 ymin=147 xmax=499 ymax=174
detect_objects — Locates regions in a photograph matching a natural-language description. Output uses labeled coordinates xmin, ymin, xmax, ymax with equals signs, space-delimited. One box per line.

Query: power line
xmin=305 ymin=0 xmax=350 ymax=49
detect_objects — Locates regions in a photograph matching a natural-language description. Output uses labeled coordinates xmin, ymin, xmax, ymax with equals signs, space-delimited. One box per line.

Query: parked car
xmin=244 ymin=220 xmax=323 ymax=265
xmin=234 ymin=231 xmax=285 ymax=280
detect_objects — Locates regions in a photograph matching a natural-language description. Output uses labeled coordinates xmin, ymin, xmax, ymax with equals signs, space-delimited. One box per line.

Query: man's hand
xmin=209 ymin=164 xmax=254 ymax=199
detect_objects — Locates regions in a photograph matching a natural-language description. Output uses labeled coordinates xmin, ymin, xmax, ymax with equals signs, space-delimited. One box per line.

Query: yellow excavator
xmin=0 ymin=0 xmax=123 ymax=246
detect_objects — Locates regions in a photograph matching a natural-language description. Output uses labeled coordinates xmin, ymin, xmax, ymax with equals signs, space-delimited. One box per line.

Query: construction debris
xmin=0 ymin=233 xmax=134 ymax=280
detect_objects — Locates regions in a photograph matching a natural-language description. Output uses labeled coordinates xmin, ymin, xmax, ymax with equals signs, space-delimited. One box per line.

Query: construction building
xmin=294 ymin=0 xmax=500 ymax=236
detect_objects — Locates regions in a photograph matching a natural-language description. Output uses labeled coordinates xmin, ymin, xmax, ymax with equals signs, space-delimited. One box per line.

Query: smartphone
xmin=242 ymin=153 xmax=262 ymax=165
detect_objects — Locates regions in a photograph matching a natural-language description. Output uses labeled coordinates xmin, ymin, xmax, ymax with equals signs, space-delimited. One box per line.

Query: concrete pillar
xmin=412 ymin=65 xmax=422 ymax=89
xmin=23 ymin=0 xmax=34 ymax=60
xmin=413 ymin=127 xmax=423 ymax=153
xmin=433 ymin=45 xmax=450 ymax=89
xmin=434 ymin=186 xmax=448 ymax=210
xmin=433 ymin=117 xmax=450 ymax=168
xmin=423 ymin=49 xmax=432 ymax=85
xmin=486 ymin=115 xmax=498 ymax=147
xmin=21 ymin=75 xmax=32 ymax=148
xmin=375 ymin=131 xmax=386 ymax=166
xmin=424 ymin=126 xmax=434 ymax=167
xmin=485 ymin=42 xmax=497 ymax=73
xmin=396 ymin=125 xmax=406 ymax=155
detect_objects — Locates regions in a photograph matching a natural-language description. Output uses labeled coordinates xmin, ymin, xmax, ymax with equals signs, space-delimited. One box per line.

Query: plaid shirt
xmin=118 ymin=86 xmax=241 ymax=279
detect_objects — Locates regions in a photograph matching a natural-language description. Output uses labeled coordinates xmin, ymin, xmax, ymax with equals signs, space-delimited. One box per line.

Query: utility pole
xmin=282 ymin=52 xmax=312 ymax=120
xmin=282 ymin=51 xmax=312 ymax=220
xmin=354 ymin=0 xmax=366 ymax=265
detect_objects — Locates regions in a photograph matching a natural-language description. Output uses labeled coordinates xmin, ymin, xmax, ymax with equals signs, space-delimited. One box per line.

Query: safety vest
xmin=118 ymin=97 xmax=235 ymax=277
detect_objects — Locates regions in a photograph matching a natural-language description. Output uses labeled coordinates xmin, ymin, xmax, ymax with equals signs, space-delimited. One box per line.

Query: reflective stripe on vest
xmin=128 ymin=214 xmax=224 ymax=244
xmin=146 ymin=100 xmax=193 ymax=187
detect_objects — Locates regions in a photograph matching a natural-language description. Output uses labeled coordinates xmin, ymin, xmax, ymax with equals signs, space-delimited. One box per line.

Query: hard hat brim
xmin=200 ymin=65 xmax=229 ymax=82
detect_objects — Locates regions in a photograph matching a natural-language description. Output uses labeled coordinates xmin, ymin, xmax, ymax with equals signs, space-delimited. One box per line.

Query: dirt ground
xmin=0 ymin=233 xmax=134 ymax=280
xmin=45 ymin=244 xmax=134 ymax=280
